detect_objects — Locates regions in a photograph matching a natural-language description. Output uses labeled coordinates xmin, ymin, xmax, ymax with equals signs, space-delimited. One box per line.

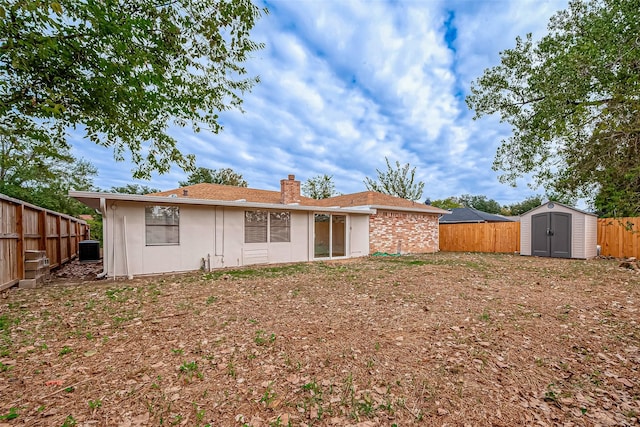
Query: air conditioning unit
xmin=79 ymin=240 xmax=101 ymax=262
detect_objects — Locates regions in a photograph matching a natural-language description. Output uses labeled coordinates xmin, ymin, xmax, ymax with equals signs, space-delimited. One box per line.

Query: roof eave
xmin=69 ymin=191 xmax=375 ymax=215
xmin=367 ymin=204 xmax=449 ymax=214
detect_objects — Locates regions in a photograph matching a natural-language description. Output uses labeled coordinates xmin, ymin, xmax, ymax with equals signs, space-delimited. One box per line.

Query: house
xmin=520 ymin=201 xmax=597 ymax=259
xmin=439 ymin=207 xmax=513 ymax=224
xmin=70 ymin=175 xmax=448 ymax=278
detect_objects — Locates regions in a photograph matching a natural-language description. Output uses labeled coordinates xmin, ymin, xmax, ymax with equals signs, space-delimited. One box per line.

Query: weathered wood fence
xmin=440 ymin=217 xmax=640 ymax=259
xmin=0 ymin=193 xmax=88 ymax=290
xmin=439 ymin=222 xmax=521 ymax=253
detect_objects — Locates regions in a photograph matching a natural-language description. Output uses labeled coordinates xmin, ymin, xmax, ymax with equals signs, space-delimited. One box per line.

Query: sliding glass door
xmin=314 ymin=214 xmax=346 ymax=258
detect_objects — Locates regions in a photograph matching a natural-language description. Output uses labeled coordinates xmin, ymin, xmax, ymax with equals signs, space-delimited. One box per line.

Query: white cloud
xmin=68 ymin=0 xmax=571 ymax=206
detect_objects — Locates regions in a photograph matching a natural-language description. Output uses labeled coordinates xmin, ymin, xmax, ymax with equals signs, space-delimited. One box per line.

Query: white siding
xmin=584 ymin=214 xmax=598 ymax=258
xmin=520 ymin=215 xmax=532 ymax=256
xmin=572 ymin=213 xmax=585 ymax=259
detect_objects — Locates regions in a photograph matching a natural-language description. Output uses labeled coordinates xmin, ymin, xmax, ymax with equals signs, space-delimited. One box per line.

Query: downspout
xmin=96 ymin=198 xmax=108 ymax=279
xmin=111 ymin=204 xmax=117 ymax=280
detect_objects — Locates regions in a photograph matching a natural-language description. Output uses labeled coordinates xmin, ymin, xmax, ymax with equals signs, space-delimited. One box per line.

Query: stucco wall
xmin=103 ymin=201 xmax=371 ymax=277
xmin=368 ymin=210 xmax=439 ymax=254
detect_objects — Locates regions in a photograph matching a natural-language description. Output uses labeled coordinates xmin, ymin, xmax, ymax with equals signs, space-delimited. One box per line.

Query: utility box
xmin=79 ymin=240 xmax=101 ymax=262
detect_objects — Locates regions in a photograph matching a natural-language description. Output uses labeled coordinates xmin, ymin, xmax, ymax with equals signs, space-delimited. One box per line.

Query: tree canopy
xmin=179 ymin=167 xmax=247 ymax=187
xmin=302 ymin=175 xmax=337 ymax=199
xmin=364 ymin=158 xmax=424 ymax=201
xmin=502 ymin=195 xmax=543 ymax=216
xmin=1 ymin=0 xmax=266 ymax=179
xmin=0 ymin=123 xmax=96 ymax=215
xmin=466 ymin=0 xmax=640 ymax=217
xmin=429 ymin=197 xmax=463 ymax=210
xmin=430 ymin=195 xmax=502 ymax=213
xmin=458 ymin=194 xmax=502 ymax=214
xmin=110 ymin=184 xmax=160 ymax=195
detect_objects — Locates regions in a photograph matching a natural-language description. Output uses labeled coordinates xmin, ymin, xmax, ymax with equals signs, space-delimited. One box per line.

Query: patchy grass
xmin=0 ymin=252 xmax=638 ymax=426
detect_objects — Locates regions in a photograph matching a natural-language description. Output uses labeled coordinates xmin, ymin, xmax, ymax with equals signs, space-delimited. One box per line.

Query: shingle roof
xmin=439 ymin=207 xmax=513 ymax=223
xmin=149 ymin=183 xmax=316 ymax=205
xmin=314 ymin=191 xmax=448 ymax=213
xmin=149 ymin=184 xmax=448 ymax=214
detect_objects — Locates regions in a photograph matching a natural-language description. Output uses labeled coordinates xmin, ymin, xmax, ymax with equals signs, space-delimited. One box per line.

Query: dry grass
xmin=0 ymin=252 xmax=639 ymax=426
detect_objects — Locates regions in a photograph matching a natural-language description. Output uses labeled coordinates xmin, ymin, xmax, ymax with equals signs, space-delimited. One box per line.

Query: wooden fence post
xmin=56 ymin=215 xmax=62 ymax=268
xmin=38 ymin=210 xmax=46 ymax=252
xmin=16 ymin=203 xmax=24 ymax=280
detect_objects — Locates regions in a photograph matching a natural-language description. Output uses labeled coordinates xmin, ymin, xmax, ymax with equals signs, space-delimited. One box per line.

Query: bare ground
xmin=0 ymin=252 xmax=639 ymax=426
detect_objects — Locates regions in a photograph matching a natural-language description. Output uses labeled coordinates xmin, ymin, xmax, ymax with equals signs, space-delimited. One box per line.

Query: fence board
xmin=439 ymin=222 xmax=520 ymax=253
xmin=597 ymin=217 xmax=640 ymax=258
xmin=0 ymin=193 xmax=88 ymax=290
xmin=440 ymin=218 xmax=640 ymax=259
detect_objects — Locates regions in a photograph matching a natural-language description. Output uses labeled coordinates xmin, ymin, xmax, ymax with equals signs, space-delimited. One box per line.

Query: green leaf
xmin=50 ymin=2 xmax=63 ymax=15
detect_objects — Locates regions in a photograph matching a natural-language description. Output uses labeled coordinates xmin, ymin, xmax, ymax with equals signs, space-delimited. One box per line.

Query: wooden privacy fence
xmin=439 ymin=218 xmax=640 ymax=259
xmin=597 ymin=217 xmax=640 ymax=258
xmin=0 ymin=193 xmax=88 ymax=290
xmin=439 ymin=222 xmax=520 ymax=253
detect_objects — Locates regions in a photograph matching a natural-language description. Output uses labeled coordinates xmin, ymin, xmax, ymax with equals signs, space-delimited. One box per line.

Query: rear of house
xmin=70 ymin=175 xmax=447 ymax=278
xmin=70 ymin=193 xmax=372 ymax=278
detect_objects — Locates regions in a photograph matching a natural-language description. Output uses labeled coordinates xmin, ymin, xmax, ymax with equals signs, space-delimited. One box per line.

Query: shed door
xmin=531 ymin=212 xmax=571 ymax=258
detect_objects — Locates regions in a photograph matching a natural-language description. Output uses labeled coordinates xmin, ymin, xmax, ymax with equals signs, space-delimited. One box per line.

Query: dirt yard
xmin=0 ymin=253 xmax=638 ymax=426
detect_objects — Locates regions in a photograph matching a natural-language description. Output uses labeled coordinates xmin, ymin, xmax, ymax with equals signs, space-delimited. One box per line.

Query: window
xmin=245 ymin=210 xmax=268 ymax=243
xmin=245 ymin=210 xmax=291 ymax=243
xmin=145 ymin=206 xmax=179 ymax=245
xmin=270 ymin=211 xmax=290 ymax=242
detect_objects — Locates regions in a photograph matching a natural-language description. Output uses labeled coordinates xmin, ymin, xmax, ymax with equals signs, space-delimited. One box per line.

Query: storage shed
xmin=520 ymin=202 xmax=597 ymax=259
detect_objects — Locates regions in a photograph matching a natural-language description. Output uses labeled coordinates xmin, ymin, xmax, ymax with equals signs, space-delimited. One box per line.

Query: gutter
xmin=96 ymin=197 xmax=108 ymax=279
xmin=69 ymin=191 xmax=375 ymax=215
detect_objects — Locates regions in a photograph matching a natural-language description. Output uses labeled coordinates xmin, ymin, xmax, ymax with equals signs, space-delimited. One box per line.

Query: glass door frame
xmin=313 ymin=213 xmax=348 ymax=259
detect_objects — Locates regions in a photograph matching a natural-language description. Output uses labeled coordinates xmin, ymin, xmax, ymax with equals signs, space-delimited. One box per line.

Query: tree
xmin=503 ymin=195 xmax=543 ymax=216
xmin=179 ymin=167 xmax=248 ymax=187
xmin=430 ymin=197 xmax=463 ymax=210
xmin=466 ymin=0 xmax=640 ymax=216
xmin=302 ymin=175 xmax=337 ymax=199
xmin=364 ymin=157 xmax=424 ymax=201
xmin=0 ymin=119 xmax=96 ymax=215
xmin=110 ymin=184 xmax=160 ymax=195
xmin=1 ymin=0 xmax=266 ymax=179
xmin=457 ymin=194 xmax=502 ymax=214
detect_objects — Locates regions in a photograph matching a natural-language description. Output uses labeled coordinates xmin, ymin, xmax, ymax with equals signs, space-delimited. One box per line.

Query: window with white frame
xmin=245 ymin=210 xmax=268 ymax=243
xmin=270 ymin=211 xmax=290 ymax=242
xmin=245 ymin=210 xmax=291 ymax=243
xmin=145 ymin=205 xmax=179 ymax=245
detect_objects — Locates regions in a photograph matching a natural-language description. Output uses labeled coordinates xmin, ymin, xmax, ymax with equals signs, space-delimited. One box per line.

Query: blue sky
xmin=71 ymin=0 xmax=569 ymax=206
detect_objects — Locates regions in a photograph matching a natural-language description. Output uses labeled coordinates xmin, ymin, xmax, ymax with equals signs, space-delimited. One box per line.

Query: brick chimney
xmin=280 ymin=174 xmax=301 ymax=204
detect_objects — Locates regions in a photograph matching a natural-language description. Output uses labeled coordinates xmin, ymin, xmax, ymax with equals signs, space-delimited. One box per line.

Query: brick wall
xmin=369 ymin=210 xmax=439 ymax=254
